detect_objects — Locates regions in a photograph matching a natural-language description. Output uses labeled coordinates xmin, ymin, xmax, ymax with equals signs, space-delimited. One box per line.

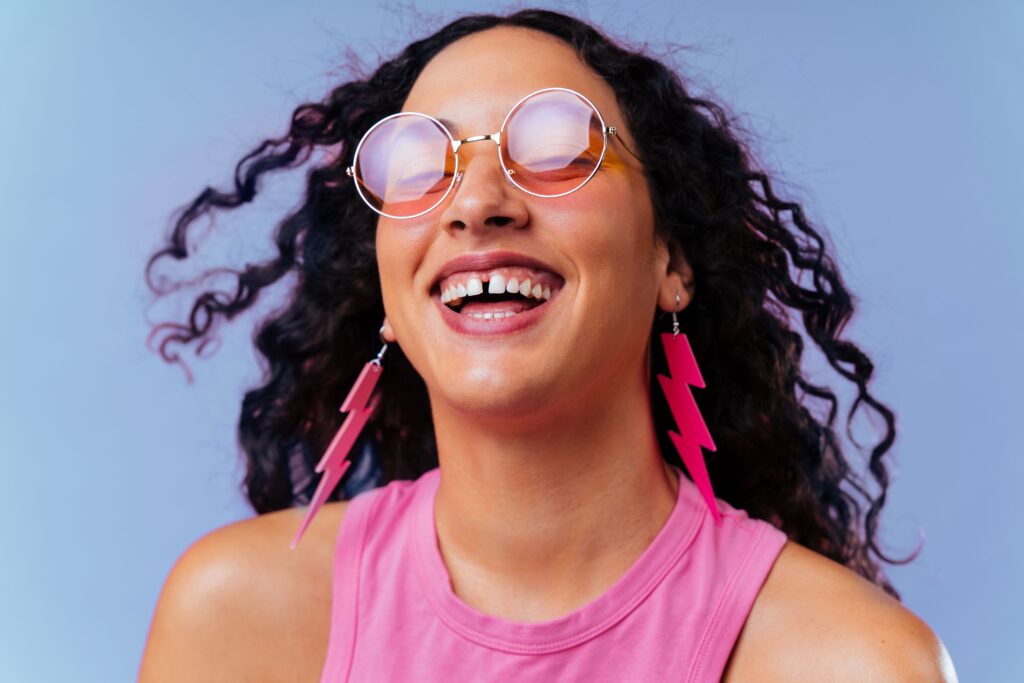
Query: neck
xmin=428 ymin=362 xmax=683 ymax=622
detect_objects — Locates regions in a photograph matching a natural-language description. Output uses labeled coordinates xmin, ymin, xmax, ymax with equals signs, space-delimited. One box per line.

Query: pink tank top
xmin=319 ymin=465 xmax=788 ymax=682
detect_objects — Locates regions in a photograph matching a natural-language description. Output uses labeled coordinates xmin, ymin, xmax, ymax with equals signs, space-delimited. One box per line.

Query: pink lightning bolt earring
xmin=658 ymin=293 xmax=723 ymax=524
xmin=289 ymin=323 xmax=390 ymax=549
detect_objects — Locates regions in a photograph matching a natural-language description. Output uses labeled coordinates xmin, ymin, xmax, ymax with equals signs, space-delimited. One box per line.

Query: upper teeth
xmin=440 ymin=268 xmax=558 ymax=305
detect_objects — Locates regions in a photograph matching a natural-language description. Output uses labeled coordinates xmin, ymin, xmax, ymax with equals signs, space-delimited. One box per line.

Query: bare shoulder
xmin=723 ymin=540 xmax=958 ymax=683
xmin=138 ymin=501 xmax=349 ymax=683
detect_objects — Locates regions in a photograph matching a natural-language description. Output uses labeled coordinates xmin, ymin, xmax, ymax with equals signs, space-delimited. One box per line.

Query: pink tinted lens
xmin=501 ymin=90 xmax=605 ymax=196
xmin=353 ymin=113 xmax=456 ymax=217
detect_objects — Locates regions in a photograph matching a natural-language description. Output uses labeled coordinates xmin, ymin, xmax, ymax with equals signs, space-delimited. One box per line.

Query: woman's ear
xmin=380 ymin=317 xmax=398 ymax=344
xmin=656 ymin=237 xmax=695 ymax=313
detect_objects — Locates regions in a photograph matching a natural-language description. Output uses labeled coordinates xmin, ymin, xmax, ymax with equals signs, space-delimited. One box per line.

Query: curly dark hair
xmin=145 ymin=8 xmax=919 ymax=600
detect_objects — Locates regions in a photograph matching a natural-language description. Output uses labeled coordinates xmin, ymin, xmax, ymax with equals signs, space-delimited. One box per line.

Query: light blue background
xmin=2 ymin=1 xmax=1020 ymax=680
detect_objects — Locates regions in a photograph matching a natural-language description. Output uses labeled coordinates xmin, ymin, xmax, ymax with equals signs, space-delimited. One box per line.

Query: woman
xmin=139 ymin=9 xmax=956 ymax=682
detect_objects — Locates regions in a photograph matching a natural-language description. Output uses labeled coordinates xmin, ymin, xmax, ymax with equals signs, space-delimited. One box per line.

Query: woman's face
xmin=376 ymin=27 xmax=677 ymax=421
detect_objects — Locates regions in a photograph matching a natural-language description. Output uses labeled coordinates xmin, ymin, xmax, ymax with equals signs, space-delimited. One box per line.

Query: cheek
xmin=374 ymin=224 xmax=413 ymax=325
xmin=374 ymin=225 xmax=399 ymax=306
xmin=546 ymin=181 xmax=656 ymax=287
xmin=542 ymin=188 xmax=659 ymax=355
xmin=374 ymin=221 xmax=426 ymax=317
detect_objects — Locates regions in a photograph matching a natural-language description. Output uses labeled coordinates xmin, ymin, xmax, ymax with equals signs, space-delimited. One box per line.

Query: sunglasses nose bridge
xmin=451 ymin=132 xmax=511 ymax=187
xmin=451 ymin=131 xmax=501 ymax=154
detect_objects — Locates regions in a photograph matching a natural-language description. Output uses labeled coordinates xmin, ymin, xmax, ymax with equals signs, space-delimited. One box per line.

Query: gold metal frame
xmin=345 ymin=86 xmax=641 ymax=220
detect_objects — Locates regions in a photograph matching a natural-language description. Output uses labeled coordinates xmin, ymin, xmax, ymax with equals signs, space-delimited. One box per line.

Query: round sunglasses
xmin=345 ymin=87 xmax=641 ymax=219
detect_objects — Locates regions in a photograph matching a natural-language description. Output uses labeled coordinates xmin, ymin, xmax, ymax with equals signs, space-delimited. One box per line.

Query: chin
xmin=433 ymin=370 xmax=558 ymax=420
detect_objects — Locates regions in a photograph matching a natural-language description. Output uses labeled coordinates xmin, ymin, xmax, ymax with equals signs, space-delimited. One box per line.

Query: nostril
xmin=485 ymin=216 xmax=515 ymax=227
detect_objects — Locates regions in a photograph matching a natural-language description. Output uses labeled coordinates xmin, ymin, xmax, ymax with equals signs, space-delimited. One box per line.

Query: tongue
xmin=459 ymin=299 xmax=541 ymax=316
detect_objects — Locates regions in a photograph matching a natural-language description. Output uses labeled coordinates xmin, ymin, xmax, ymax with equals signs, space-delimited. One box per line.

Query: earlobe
xmin=380 ymin=318 xmax=398 ymax=343
xmin=657 ymin=240 xmax=695 ymax=313
xmin=658 ymin=273 xmax=691 ymax=313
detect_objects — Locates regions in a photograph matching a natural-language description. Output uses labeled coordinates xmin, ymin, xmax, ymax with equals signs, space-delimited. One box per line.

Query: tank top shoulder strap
xmin=685 ymin=505 xmax=789 ymax=681
xmin=319 ymin=486 xmax=385 ymax=683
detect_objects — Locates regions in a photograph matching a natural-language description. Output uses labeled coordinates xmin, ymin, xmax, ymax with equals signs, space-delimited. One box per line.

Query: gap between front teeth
xmin=441 ymin=274 xmax=555 ymax=304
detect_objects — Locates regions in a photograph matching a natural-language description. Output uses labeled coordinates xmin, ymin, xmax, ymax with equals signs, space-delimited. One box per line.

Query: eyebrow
xmin=435 ymin=117 xmax=462 ymax=137
xmin=430 ymin=98 xmax=517 ymax=138
xmin=433 ymin=113 xmax=510 ymax=139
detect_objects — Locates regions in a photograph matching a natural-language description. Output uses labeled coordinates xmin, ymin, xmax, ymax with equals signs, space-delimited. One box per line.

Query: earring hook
xmin=672 ymin=293 xmax=681 ymax=336
xmin=374 ymin=323 xmax=390 ymax=365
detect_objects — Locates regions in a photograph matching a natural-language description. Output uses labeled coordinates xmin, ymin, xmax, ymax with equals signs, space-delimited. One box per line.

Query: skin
xmin=138 ymin=27 xmax=958 ymax=682
xmin=375 ymin=26 xmax=687 ymax=622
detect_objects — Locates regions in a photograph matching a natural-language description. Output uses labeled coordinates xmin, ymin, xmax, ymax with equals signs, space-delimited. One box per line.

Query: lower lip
xmin=432 ymin=293 xmax=558 ymax=336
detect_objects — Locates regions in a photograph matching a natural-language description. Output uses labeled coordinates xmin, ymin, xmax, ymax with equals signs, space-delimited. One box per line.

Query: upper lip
xmin=430 ymin=250 xmax=564 ymax=290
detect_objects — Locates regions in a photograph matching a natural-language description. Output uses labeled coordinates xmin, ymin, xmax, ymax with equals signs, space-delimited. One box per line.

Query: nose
xmin=437 ymin=139 xmax=529 ymax=235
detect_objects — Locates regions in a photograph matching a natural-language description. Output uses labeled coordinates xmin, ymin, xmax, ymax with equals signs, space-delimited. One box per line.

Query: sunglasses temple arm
xmin=607 ymin=127 xmax=644 ymax=166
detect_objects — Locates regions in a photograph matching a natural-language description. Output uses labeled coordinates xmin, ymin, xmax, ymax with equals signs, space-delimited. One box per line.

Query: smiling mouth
xmin=434 ymin=268 xmax=563 ymax=320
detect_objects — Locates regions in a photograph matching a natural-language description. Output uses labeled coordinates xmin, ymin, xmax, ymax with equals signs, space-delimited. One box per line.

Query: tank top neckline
xmin=408 ymin=464 xmax=706 ymax=654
